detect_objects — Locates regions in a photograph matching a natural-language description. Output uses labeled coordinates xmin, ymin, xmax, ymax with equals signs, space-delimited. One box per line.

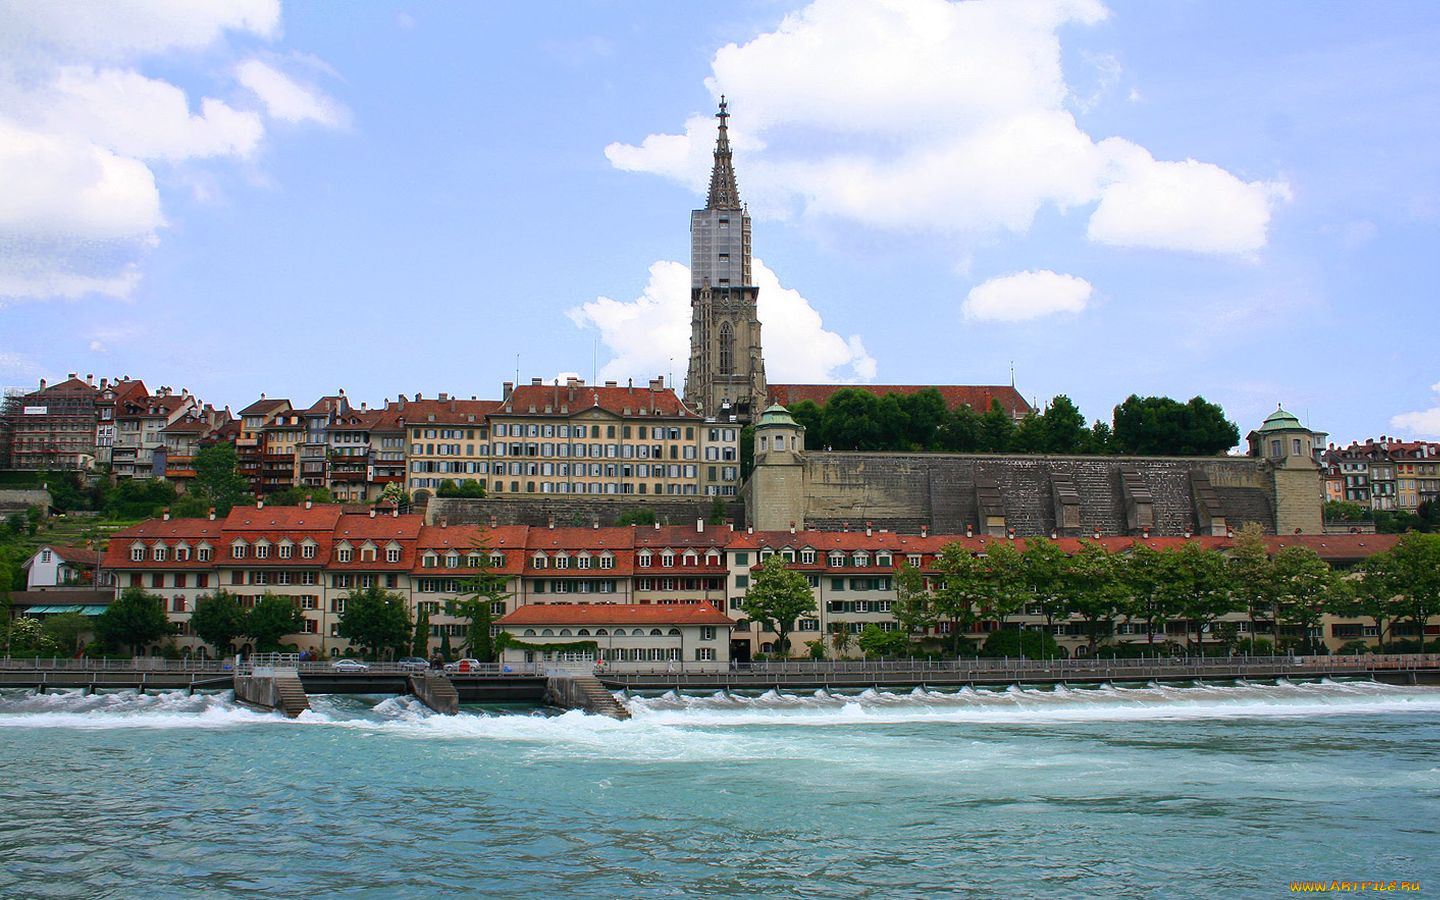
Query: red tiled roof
xmin=632 ymin=524 xmax=731 ymax=549
xmin=238 ymin=398 xmax=291 ymax=416
xmin=501 ymin=383 xmax=697 ymax=419
xmin=302 ymin=395 xmax=348 ymax=416
xmin=37 ymin=377 xmax=98 ymax=396
xmin=387 ymin=397 xmax=500 ymax=426
xmin=103 ymin=518 xmax=226 ymax=568
xmin=223 ymin=505 xmax=346 ymax=531
xmin=526 ymin=527 xmax=635 ymax=551
xmin=45 ymin=545 xmax=102 ymax=567
xmin=498 ymin=602 xmax=732 ymax=626
xmin=767 ymin=384 xmax=1032 ymax=417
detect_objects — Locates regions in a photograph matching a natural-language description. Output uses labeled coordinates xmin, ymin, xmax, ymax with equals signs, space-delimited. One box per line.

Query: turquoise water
xmin=2 ymin=681 xmax=1438 ymax=898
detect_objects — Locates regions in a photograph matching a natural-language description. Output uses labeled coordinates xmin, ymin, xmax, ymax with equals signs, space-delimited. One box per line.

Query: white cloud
xmin=0 ymin=1 xmax=341 ymax=301
xmin=963 ymin=270 xmax=1092 ymax=322
xmin=1391 ymin=382 xmax=1440 ymax=438
xmin=1087 ymin=140 xmax=1290 ymax=255
xmin=0 ymin=0 xmax=280 ymax=62
xmin=607 ymin=0 xmax=1288 ymax=256
xmin=237 ymin=59 xmax=349 ymax=128
xmin=567 ymin=259 xmax=874 ymax=385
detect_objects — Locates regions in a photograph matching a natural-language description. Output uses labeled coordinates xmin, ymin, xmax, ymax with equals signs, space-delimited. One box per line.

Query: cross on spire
xmin=705 ymin=95 xmax=740 ymax=210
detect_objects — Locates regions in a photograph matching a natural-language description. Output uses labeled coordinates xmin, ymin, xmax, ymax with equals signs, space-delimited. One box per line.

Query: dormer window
xmin=829 ymin=551 xmax=845 ymax=566
xmin=175 ymin=545 xmax=190 ymax=562
xmin=388 ymin=547 xmax=403 ymax=564
xmin=255 ymin=543 xmax=270 ymax=560
xmin=907 ymin=554 xmax=922 ymax=567
xmin=577 ymin=553 xmax=592 ymax=570
xmin=490 ymin=552 xmax=505 ymax=568
xmin=853 ymin=551 xmax=869 ymax=566
xmin=876 ymin=553 xmax=892 ymax=567
xmin=422 ymin=552 xmax=438 ymax=568
xmin=599 ymin=552 xmax=614 ymax=570
xmin=231 ymin=541 xmax=247 ymax=560
xmin=532 ymin=553 xmax=547 ymax=569
xmin=683 ymin=551 xmax=698 ymax=566
xmin=197 ymin=545 xmax=212 ymax=563
xmin=130 ymin=543 xmax=146 ymax=562
xmin=555 ymin=554 xmax=570 ymax=570
xmin=301 ymin=541 xmax=317 ymax=560
xmin=278 ymin=542 xmax=293 ymax=560
xmin=661 ymin=551 xmax=674 ymax=568
xmin=637 ymin=550 xmax=652 ymax=567
xmin=445 ymin=552 xmax=460 ymax=568
xmin=801 ymin=549 xmax=816 ymax=564
xmin=361 ymin=542 xmax=377 ymax=562
xmin=781 ymin=549 xmax=794 ymax=562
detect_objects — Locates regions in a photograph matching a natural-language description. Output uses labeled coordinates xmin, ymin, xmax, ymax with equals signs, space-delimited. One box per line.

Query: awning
xmin=21 ymin=605 xmax=107 ymax=615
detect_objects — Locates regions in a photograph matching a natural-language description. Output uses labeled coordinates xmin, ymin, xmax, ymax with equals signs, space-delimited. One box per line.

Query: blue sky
xmin=1 ymin=0 xmax=1437 ymax=446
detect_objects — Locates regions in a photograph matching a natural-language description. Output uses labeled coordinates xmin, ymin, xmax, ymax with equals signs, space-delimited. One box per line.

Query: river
xmin=2 ymin=680 xmax=1436 ymax=897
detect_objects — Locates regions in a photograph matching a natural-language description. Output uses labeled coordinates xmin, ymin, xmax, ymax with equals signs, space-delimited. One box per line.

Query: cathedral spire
xmin=705 ymin=95 xmax=741 ymax=210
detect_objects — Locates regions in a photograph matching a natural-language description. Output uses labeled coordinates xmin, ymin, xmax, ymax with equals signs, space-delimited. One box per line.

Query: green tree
xmin=436 ymin=480 xmax=486 ymax=498
xmin=1080 ymin=419 xmax=1114 ymax=455
xmin=739 ymin=424 xmax=755 ymax=479
xmin=189 ymin=590 xmax=248 ymax=656
xmin=1040 ymin=395 xmax=1087 ymax=454
xmin=1323 ymin=500 xmax=1371 ymax=524
xmin=246 ymin=592 xmax=305 ymax=653
xmin=412 ymin=606 xmax=431 ymax=657
xmin=829 ymin=622 xmax=853 ymax=657
xmin=821 ymin=388 xmax=883 ymax=450
xmin=978 ymin=399 xmax=1017 ymax=452
xmin=1021 ymin=536 xmax=1070 ymax=631
xmin=1009 ymin=412 xmax=1048 ymax=453
xmin=707 ymin=496 xmax=728 ymax=526
xmin=42 ymin=612 xmax=92 ymax=658
xmin=1229 ymin=523 xmax=1277 ymax=647
xmin=899 ymin=388 xmax=948 ymax=450
xmin=858 ymin=624 xmax=913 ymax=658
xmin=106 ymin=479 xmax=178 ymax=519
xmin=336 ymin=586 xmax=410 ymax=658
xmin=1271 ymin=546 xmax=1343 ymax=655
xmin=1112 ymin=395 xmax=1239 ymax=456
xmin=1364 ymin=533 xmax=1440 ymax=649
xmin=189 ymin=442 xmax=251 ymax=516
xmin=268 ymin=485 xmax=337 ymax=506
xmin=449 ymin=537 xmax=512 ymax=662
xmin=616 ymin=508 xmax=657 ymax=527
xmin=891 ymin=562 xmax=938 ymax=634
xmin=740 ymin=554 xmax=816 ymax=656
xmin=788 ymin=400 xmax=824 ymax=449
xmin=6 ymin=617 xmax=57 ymax=656
xmin=932 ymin=542 xmax=984 ymax=653
xmin=1064 ymin=541 xmax=1124 ymax=655
xmin=937 ymin=404 xmax=982 ymax=452
xmin=1156 ymin=542 xmax=1236 ymax=653
xmin=1120 ymin=543 xmax=1176 ymax=651
xmin=95 ymin=586 xmax=173 ymax=655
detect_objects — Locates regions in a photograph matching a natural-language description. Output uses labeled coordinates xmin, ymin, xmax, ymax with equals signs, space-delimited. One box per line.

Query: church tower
xmin=684 ymin=97 xmax=767 ymax=422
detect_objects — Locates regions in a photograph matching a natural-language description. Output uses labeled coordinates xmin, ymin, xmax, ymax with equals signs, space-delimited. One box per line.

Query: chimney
xmin=86 ymin=374 xmax=94 ymax=385
xmin=747 ymin=526 xmax=753 ymax=534
xmin=489 ymin=516 xmax=498 ymax=528
xmin=439 ymin=392 xmax=448 ymax=401
xmin=1092 ymin=526 xmax=1101 ymax=540
xmin=502 ymin=381 xmax=514 ymax=400
xmin=593 ymin=519 xmax=600 ymax=530
xmin=304 ymin=495 xmax=312 ymax=510
xmin=68 ymin=372 xmax=77 ymax=380
xmin=1183 ymin=529 xmax=1192 ymax=539
xmin=965 ymin=524 xmax=973 ymax=538
xmin=369 ymin=509 xmax=377 ymax=518
xmin=439 ymin=517 xmax=447 ymax=528
xmin=789 ymin=521 xmax=796 ymax=535
xmin=207 ymin=507 xmax=216 ymax=521
xmin=865 ymin=521 xmax=872 ymax=537
xmin=38 ymin=378 xmax=46 ymax=390
xmin=392 ymin=507 xmax=398 ymax=518
xmin=162 ymin=507 xmax=170 ymax=521
xmin=1051 ymin=529 xmax=1058 ymax=540
xmin=1226 ymin=527 xmax=1235 ymax=538
xmin=920 ymin=525 xmax=928 ymax=538
xmin=1141 ymin=526 xmax=1150 ymax=539
xmin=530 ymin=377 xmax=543 ymax=386
xmin=547 ymin=516 xmax=555 ymax=530
xmin=1007 ymin=526 xmax=1016 ymax=540
xmin=842 ymin=521 xmax=850 ymax=532
xmin=654 ymin=521 xmax=660 ymax=530
xmin=256 ymin=499 xmax=264 ymax=509
xmin=697 ymin=518 xmax=704 ymax=533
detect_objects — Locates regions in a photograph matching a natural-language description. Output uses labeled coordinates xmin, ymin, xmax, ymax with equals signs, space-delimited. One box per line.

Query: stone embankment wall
xmin=0 ymin=488 xmax=51 ymax=515
xmin=427 ymin=496 xmax=744 ymax=528
xmin=787 ymin=453 xmax=1295 ymax=536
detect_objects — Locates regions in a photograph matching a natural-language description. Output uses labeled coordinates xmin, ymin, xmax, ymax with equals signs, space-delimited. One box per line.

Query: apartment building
xmin=0 ymin=374 xmax=102 ymax=471
xmin=397 ymin=394 xmax=499 ymax=496
xmin=235 ymin=397 xmax=290 ymax=494
xmin=156 ymin=406 xmax=236 ymax=489
xmin=112 ymin=388 xmax=201 ymax=479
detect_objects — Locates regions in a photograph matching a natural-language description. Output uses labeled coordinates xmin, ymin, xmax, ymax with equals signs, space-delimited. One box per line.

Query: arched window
xmin=577 ymin=629 xmax=591 ymax=636
xmin=718 ymin=321 xmax=734 ymax=374
xmin=559 ymin=629 xmax=572 ymax=636
xmin=668 ymin=628 xmax=681 ymax=636
xmin=650 ymin=628 xmax=663 ymax=636
xmin=524 ymin=629 xmax=537 ymax=636
xmin=541 ymin=628 xmax=554 ymax=636
xmin=595 ymin=628 xmax=608 ymax=636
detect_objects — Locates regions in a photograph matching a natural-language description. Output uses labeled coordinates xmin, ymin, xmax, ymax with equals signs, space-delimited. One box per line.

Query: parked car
xmin=444 ymin=658 xmax=482 ymax=674
xmin=396 ymin=657 xmax=429 ymax=672
xmin=332 ymin=659 xmax=369 ymax=672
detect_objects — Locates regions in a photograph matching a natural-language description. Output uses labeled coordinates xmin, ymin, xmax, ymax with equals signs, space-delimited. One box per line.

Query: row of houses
xmin=1322 ymin=437 xmax=1440 ymax=513
xmin=0 ymin=374 xmax=742 ymax=503
xmin=7 ymin=505 xmax=1411 ymax=666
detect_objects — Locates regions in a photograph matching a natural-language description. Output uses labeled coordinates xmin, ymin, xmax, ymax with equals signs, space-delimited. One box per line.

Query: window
xmin=735 ymin=574 xmax=749 ymax=588
xmin=130 ymin=545 xmax=145 ymax=562
xmin=255 ymin=544 xmax=270 ymax=560
xmin=337 ymin=547 xmax=353 ymax=563
xmin=718 ymin=321 xmax=734 ymax=374
xmin=695 ymin=647 xmax=715 ymax=662
xmin=301 ymin=543 xmax=316 ymax=560
xmin=278 ymin=543 xmax=293 ymax=560
xmin=701 ymin=626 xmax=716 ymax=641
xmin=231 ymin=542 xmax=247 ymax=560
xmin=387 ymin=547 xmax=401 ymax=563
xmin=197 ymin=547 xmax=212 ymax=563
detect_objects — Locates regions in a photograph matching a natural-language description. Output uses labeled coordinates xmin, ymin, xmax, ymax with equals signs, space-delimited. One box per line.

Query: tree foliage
xmin=106 ymin=479 xmax=178 ymax=519
xmin=740 ymin=555 xmax=816 ymax=655
xmin=95 ymin=587 xmax=174 ymax=655
xmin=336 ymin=586 xmax=411 ymax=658
xmin=189 ymin=443 xmax=251 ymax=516
xmin=1111 ymin=395 xmax=1239 ymax=457
xmin=190 ymin=590 xmax=248 ymax=656
xmin=616 ymin=508 xmax=657 ymax=527
xmin=857 ymin=624 xmax=913 ymax=658
xmin=246 ymin=592 xmax=305 ymax=653
xmin=436 ymin=479 xmax=487 ymax=498
xmin=268 ymin=485 xmax=336 ymax=506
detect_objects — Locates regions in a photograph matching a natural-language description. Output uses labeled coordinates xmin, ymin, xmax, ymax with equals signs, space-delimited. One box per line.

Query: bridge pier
xmin=233 ymin=672 xmax=310 ymax=718
xmin=408 ymin=673 xmax=459 ymax=715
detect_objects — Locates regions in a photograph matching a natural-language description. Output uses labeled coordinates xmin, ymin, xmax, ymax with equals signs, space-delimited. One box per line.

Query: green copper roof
xmin=1256 ymin=405 xmax=1303 ymax=433
xmin=756 ymin=403 xmax=798 ymax=427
